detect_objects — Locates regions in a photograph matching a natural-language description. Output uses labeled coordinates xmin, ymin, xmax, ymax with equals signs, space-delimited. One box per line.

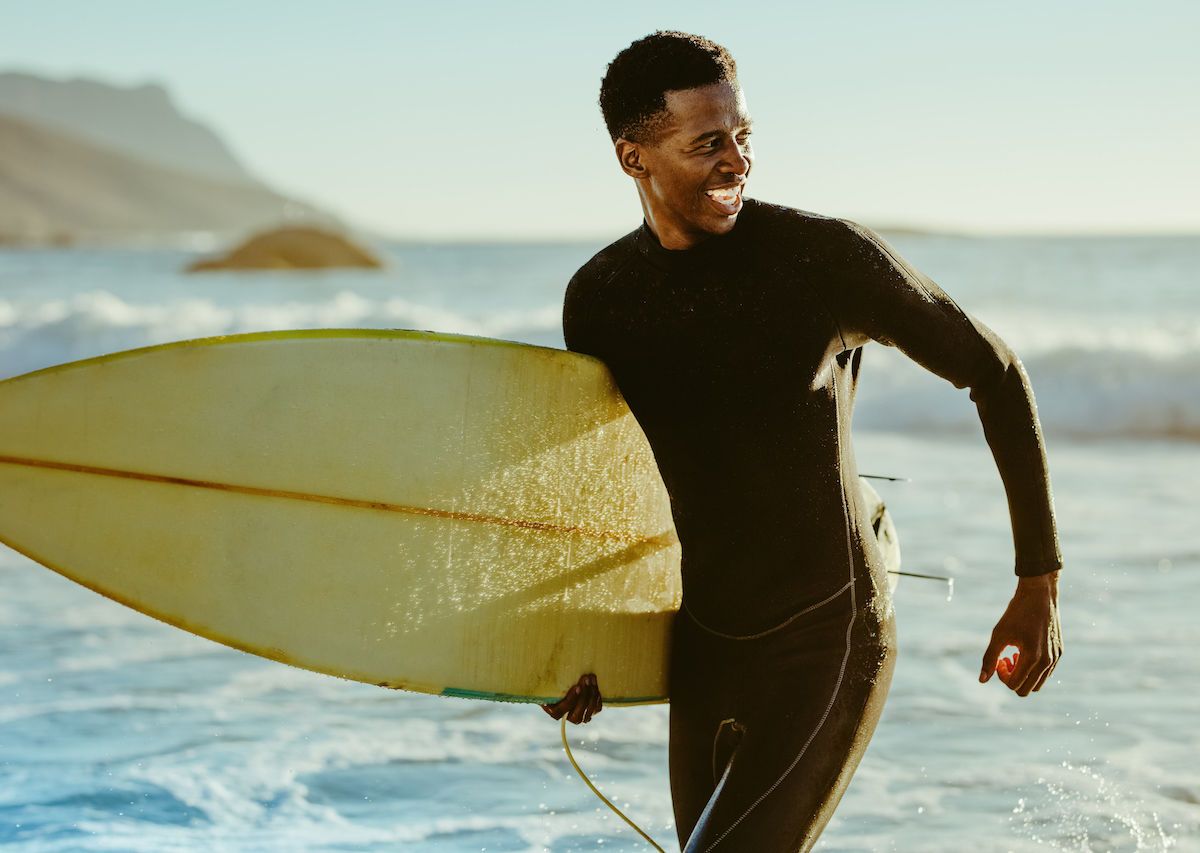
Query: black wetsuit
xmin=562 ymin=198 xmax=1062 ymax=851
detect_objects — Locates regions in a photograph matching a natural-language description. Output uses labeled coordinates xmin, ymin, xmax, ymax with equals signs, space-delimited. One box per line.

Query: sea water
xmin=0 ymin=232 xmax=1197 ymax=851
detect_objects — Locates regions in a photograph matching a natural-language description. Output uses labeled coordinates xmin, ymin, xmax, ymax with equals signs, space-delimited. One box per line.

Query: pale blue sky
xmin=7 ymin=1 xmax=1199 ymax=238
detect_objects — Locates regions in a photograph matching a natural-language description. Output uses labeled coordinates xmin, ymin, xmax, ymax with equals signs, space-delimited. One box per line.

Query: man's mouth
xmin=704 ymin=184 xmax=743 ymax=215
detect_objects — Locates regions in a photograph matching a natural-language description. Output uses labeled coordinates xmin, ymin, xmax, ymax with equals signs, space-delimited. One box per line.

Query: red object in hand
xmin=997 ymin=651 xmax=1020 ymax=681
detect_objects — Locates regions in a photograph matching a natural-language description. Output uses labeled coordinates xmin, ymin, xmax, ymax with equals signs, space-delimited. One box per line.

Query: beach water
xmin=1 ymin=229 xmax=1197 ymax=851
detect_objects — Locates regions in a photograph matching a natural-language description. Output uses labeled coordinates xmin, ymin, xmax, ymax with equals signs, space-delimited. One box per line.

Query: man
xmin=541 ymin=31 xmax=1063 ymax=851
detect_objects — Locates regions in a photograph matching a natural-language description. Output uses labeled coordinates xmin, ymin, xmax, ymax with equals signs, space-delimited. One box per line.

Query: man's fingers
xmin=1008 ymin=649 xmax=1036 ymax=693
xmin=979 ymin=636 xmax=1007 ymax=683
xmin=583 ymin=675 xmax=600 ymax=723
xmin=542 ymin=682 xmax=585 ymax=720
xmin=542 ymin=674 xmax=603 ymax=725
xmin=1012 ymin=649 xmax=1045 ymax=696
xmin=1015 ymin=666 xmax=1041 ymax=696
xmin=575 ymin=674 xmax=602 ymax=725
xmin=1031 ymin=661 xmax=1054 ymax=693
xmin=568 ymin=689 xmax=590 ymax=724
xmin=578 ymin=683 xmax=593 ymax=724
xmin=569 ymin=678 xmax=594 ymax=724
xmin=1032 ymin=648 xmax=1061 ymax=692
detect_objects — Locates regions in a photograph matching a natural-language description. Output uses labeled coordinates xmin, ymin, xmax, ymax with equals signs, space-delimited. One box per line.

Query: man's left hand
xmin=979 ymin=570 xmax=1062 ymax=697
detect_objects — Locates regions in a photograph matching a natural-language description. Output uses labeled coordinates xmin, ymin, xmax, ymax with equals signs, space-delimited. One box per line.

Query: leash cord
xmin=560 ymin=716 xmax=666 ymax=851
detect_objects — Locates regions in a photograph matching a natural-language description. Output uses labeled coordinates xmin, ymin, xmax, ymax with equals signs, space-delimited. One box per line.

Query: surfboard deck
xmin=0 ymin=329 xmax=899 ymax=705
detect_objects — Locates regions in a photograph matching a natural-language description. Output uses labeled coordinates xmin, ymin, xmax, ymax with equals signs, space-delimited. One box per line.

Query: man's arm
xmin=543 ymin=267 xmax=611 ymax=724
xmin=823 ymin=218 xmax=1063 ymax=696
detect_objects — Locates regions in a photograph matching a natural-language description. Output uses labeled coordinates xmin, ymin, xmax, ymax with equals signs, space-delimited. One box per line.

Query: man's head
xmin=600 ymin=32 xmax=753 ymax=249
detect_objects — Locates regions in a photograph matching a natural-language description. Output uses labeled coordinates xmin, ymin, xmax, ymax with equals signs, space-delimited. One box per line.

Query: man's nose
xmin=719 ymin=139 xmax=751 ymax=176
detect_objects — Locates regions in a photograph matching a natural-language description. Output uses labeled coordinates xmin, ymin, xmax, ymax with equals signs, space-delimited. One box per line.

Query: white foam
xmin=1008 ymin=760 xmax=1177 ymax=851
xmin=855 ymin=326 xmax=1200 ymax=440
xmin=0 ymin=290 xmax=563 ymax=379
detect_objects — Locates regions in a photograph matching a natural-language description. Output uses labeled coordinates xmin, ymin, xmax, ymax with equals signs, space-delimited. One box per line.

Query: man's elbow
xmin=966 ymin=341 xmax=1039 ymax=415
xmin=959 ymin=316 xmax=1026 ymax=400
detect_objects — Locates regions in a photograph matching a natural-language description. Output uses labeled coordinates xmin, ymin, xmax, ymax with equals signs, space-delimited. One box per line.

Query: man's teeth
xmin=706 ymin=187 xmax=740 ymax=205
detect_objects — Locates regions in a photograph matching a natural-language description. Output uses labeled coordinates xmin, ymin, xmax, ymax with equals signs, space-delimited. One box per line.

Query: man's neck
xmin=639 ymin=201 xmax=706 ymax=251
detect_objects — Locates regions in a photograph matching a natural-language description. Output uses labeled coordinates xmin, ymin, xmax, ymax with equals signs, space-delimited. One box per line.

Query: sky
xmin=6 ymin=0 xmax=1199 ymax=240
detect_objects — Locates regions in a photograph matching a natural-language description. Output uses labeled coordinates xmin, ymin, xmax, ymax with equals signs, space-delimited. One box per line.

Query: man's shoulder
xmin=568 ymin=227 xmax=641 ymax=292
xmin=745 ymin=200 xmax=886 ymax=272
xmin=744 ymin=198 xmax=860 ymax=242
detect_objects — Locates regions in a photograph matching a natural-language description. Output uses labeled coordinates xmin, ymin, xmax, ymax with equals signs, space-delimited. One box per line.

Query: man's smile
xmin=704 ymin=183 xmax=744 ymax=216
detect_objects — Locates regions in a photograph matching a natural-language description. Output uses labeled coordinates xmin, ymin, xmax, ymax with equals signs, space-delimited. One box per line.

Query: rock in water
xmin=187 ymin=226 xmax=383 ymax=272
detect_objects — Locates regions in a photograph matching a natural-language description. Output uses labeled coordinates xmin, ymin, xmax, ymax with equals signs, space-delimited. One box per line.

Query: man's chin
xmin=702 ymin=191 xmax=744 ymax=220
xmin=701 ymin=211 xmax=740 ymax=236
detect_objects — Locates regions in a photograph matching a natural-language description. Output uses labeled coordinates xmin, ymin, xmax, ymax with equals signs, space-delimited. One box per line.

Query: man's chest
xmin=590 ymin=262 xmax=839 ymax=382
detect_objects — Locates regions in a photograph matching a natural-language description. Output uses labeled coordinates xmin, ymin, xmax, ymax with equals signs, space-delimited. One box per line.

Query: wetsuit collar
xmin=636 ymin=199 xmax=754 ymax=272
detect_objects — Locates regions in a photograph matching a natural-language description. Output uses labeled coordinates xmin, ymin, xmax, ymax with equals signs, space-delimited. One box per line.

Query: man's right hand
xmin=541 ymin=672 xmax=602 ymax=724
xmin=978 ymin=571 xmax=1062 ymax=697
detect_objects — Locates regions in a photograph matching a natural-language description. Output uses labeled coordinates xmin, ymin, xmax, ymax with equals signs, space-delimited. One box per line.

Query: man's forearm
xmin=969 ymin=349 xmax=1063 ymax=577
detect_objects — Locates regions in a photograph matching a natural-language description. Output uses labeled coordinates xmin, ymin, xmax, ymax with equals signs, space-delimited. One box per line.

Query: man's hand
xmin=541 ymin=672 xmax=602 ymax=724
xmin=979 ymin=571 xmax=1062 ymax=697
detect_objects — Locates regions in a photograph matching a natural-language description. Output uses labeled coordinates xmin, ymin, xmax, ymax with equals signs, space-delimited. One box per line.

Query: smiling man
xmin=542 ymin=31 xmax=1064 ymax=851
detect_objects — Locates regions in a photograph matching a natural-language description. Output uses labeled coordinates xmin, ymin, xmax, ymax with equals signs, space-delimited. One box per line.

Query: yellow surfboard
xmin=0 ymin=329 xmax=899 ymax=705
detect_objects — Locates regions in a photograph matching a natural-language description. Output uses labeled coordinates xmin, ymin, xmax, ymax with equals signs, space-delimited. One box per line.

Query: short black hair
xmin=599 ymin=31 xmax=738 ymax=143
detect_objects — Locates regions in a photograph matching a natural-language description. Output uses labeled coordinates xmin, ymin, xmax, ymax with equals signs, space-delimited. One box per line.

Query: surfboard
xmin=0 ymin=329 xmax=899 ymax=705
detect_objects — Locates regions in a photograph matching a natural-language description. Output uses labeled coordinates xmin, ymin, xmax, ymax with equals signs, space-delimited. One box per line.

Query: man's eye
xmin=698 ymin=134 xmax=750 ymax=153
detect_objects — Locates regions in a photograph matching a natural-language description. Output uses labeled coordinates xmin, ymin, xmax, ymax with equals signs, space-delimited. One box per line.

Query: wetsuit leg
xmin=668 ymin=577 xmax=897 ymax=852
xmin=668 ymin=612 xmax=744 ymax=839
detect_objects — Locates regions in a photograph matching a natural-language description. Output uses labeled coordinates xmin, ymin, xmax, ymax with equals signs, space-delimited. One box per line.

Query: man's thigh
xmin=676 ymin=611 xmax=897 ymax=852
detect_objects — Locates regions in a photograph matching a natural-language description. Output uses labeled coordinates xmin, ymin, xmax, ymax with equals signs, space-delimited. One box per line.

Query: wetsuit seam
xmin=681 ymin=579 xmax=853 ymax=641
xmin=703 ymin=364 xmax=859 ymax=851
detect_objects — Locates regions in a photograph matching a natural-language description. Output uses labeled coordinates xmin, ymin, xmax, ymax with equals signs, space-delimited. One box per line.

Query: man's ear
xmin=615 ymin=139 xmax=648 ymax=180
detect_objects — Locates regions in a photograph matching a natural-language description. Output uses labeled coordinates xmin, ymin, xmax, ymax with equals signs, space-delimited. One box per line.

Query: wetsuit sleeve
xmin=828 ymin=219 xmax=1063 ymax=578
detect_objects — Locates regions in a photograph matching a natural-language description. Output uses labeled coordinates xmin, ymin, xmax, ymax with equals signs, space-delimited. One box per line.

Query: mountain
xmin=0 ymin=71 xmax=256 ymax=186
xmin=0 ymin=113 xmax=334 ymax=243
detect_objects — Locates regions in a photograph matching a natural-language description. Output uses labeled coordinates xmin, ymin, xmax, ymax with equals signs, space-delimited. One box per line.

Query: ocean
xmin=0 ymin=230 xmax=1197 ymax=851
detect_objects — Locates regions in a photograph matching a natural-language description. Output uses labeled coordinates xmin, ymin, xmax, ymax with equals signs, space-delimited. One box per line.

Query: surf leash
xmin=888 ymin=569 xmax=950 ymax=582
xmin=560 ymin=717 xmax=665 ymax=851
xmin=887 ymin=569 xmax=955 ymax=601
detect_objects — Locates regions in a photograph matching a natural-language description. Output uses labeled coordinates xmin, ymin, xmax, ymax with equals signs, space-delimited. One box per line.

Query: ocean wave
xmin=0 ymin=290 xmax=564 ymax=380
xmin=2 ymin=291 xmax=1197 ymax=442
xmin=855 ymin=340 xmax=1200 ymax=441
